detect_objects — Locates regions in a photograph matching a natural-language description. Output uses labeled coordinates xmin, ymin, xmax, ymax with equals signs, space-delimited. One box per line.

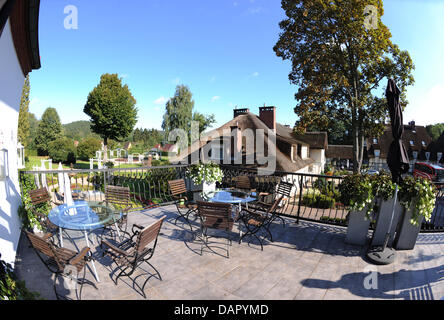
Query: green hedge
xmin=301 ymin=193 xmax=336 ymax=209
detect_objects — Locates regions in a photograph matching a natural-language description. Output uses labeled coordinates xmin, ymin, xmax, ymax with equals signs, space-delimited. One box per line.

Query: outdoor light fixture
xmin=0 ymin=148 xmax=9 ymax=181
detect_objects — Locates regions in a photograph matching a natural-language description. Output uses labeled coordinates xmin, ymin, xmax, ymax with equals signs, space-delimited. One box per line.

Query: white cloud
xmin=251 ymin=71 xmax=259 ymax=77
xmin=154 ymin=96 xmax=168 ymax=105
xmin=211 ymin=96 xmax=221 ymax=102
xmin=404 ymin=84 xmax=444 ymax=126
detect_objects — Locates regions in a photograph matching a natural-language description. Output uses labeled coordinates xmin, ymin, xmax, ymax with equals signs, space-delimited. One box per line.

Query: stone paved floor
xmin=15 ymin=205 xmax=444 ymax=300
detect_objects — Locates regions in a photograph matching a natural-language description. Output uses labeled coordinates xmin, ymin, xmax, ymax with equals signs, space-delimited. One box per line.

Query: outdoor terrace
xmin=15 ymin=204 xmax=444 ymax=300
xmin=13 ymin=165 xmax=444 ymax=300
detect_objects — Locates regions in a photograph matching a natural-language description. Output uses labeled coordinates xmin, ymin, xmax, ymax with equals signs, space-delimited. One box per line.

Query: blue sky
xmin=29 ymin=0 xmax=444 ymax=130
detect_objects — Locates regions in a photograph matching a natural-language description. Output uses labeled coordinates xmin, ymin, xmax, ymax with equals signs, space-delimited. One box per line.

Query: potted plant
xmin=369 ymin=172 xmax=402 ymax=247
xmin=186 ymin=162 xmax=224 ymax=201
xmin=338 ymin=174 xmax=375 ymax=245
xmin=394 ymin=176 xmax=436 ymax=250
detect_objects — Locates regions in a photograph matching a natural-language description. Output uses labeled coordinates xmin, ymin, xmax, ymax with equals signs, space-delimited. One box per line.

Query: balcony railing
xmin=19 ymin=164 xmax=444 ymax=232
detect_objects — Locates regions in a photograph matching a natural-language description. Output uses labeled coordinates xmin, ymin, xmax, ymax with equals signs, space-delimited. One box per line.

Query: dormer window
xmin=373 ymin=138 xmax=378 ymax=144
xmin=422 ymin=141 xmax=426 ymax=147
xmin=374 ymin=149 xmax=380 ymax=157
xmin=410 ymin=140 xmax=414 ymax=146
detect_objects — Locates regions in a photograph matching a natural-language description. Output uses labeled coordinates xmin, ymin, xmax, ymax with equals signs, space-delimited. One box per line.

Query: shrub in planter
xmin=47 ymin=137 xmax=77 ymax=164
xmin=18 ymin=174 xmax=48 ymax=231
xmin=338 ymin=174 xmax=375 ymax=215
xmin=186 ymin=162 xmax=224 ymax=185
xmin=398 ymin=176 xmax=436 ymax=226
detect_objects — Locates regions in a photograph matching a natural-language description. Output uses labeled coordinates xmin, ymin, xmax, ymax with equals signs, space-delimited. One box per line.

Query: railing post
xmin=296 ymin=175 xmax=304 ymax=224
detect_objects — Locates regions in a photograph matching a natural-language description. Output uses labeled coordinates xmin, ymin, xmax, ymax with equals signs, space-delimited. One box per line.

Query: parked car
xmin=413 ymin=162 xmax=444 ymax=184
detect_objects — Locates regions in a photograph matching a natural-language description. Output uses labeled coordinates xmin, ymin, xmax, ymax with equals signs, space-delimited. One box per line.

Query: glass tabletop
xmin=48 ymin=200 xmax=121 ymax=231
xmin=203 ymin=189 xmax=257 ymax=204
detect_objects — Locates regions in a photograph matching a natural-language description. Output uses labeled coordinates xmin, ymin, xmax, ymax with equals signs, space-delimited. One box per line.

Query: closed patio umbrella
xmin=367 ymin=78 xmax=409 ymax=265
xmin=57 ymin=162 xmax=65 ymax=200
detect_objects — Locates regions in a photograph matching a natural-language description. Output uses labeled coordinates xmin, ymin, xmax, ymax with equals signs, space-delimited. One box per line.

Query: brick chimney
xmin=233 ymin=108 xmax=249 ymax=118
xmin=259 ymin=106 xmax=276 ymax=132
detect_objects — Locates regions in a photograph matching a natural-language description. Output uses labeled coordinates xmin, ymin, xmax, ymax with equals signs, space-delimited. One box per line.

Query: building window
xmin=410 ymin=140 xmax=414 ymax=146
xmin=373 ymin=138 xmax=378 ymax=144
xmin=374 ymin=149 xmax=380 ymax=157
xmin=422 ymin=141 xmax=426 ymax=147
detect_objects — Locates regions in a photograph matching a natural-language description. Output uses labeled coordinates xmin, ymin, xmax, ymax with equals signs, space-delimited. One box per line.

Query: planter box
xmin=370 ymin=197 xmax=403 ymax=247
xmin=346 ymin=207 xmax=371 ymax=245
xmin=393 ymin=202 xmax=423 ymax=250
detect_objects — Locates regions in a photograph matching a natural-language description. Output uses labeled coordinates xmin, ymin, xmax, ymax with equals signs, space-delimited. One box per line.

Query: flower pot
xmin=346 ymin=207 xmax=371 ymax=245
xmin=193 ymin=181 xmax=216 ymax=202
xmin=370 ymin=197 xmax=403 ymax=247
xmin=393 ymin=202 xmax=423 ymax=250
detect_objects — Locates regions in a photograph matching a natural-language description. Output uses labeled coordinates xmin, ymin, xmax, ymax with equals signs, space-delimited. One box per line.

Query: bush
xmin=77 ymin=137 xmax=102 ymax=161
xmin=302 ymin=193 xmax=335 ymax=209
xmin=47 ymin=137 xmax=77 ymax=164
xmin=17 ymin=174 xmax=48 ymax=231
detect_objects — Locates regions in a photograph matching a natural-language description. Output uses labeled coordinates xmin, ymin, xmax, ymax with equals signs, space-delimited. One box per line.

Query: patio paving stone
xmin=14 ymin=204 xmax=444 ymax=300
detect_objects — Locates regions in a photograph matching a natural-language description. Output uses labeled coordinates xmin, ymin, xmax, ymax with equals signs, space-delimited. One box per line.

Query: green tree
xmin=83 ymin=73 xmax=137 ymax=161
xmin=47 ymin=137 xmax=76 ymax=164
xmin=162 ymin=85 xmax=215 ymax=145
xmin=426 ymin=123 xmax=444 ymax=142
xmin=18 ymin=75 xmax=30 ymax=147
xmin=34 ymin=107 xmax=63 ymax=156
xmin=77 ymin=137 xmax=102 ymax=161
xmin=274 ymin=0 xmax=415 ymax=172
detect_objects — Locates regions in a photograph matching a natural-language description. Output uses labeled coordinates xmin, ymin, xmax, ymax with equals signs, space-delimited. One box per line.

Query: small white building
xmin=0 ymin=0 xmax=41 ymax=265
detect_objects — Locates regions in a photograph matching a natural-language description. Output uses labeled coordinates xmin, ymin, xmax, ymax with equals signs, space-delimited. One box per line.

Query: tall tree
xmin=162 ymin=85 xmax=215 ymax=145
xmin=18 ymin=75 xmax=30 ymax=147
xmin=426 ymin=123 xmax=444 ymax=142
xmin=34 ymin=107 xmax=63 ymax=156
xmin=83 ymin=73 xmax=137 ymax=161
xmin=274 ymin=0 xmax=415 ymax=172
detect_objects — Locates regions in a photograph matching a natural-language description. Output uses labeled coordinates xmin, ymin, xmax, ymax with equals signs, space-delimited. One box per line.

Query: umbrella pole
xmin=366 ymin=184 xmax=398 ymax=265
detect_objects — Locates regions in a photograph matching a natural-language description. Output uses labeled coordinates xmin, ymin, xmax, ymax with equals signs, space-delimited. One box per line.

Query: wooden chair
xmin=28 ymin=188 xmax=70 ymax=245
xmin=249 ymin=181 xmax=293 ymax=227
xmin=196 ymin=201 xmax=238 ymax=258
xmin=24 ymin=230 xmax=94 ymax=300
xmin=104 ymin=185 xmax=132 ymax=238
xmin=234 ymin=175 xmax=255 ymax=192
xmin=238 ymin=196 xmax=283 ymax=251
xmin=168 ymin=179 xmax=198 ymax=230
xmin=101 ymin=216 xmax=166 ymax=299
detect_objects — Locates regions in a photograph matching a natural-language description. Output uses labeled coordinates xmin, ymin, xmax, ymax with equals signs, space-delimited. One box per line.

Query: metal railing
xmin=19 ymin=164 xmax=444 ymax=232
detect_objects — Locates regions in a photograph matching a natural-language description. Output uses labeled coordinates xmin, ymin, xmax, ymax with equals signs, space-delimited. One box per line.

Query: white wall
xmin=0 ymin=20 xmax=26 ymax=266
xmin=310 ymin=149 xmax=325 ymax=174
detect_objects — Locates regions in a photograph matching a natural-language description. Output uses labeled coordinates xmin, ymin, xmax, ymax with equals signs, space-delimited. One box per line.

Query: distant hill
xmin=63 ymin=121 xmax=100 ymax=141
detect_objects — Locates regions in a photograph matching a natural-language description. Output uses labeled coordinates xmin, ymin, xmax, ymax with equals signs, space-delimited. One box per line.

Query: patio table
xmin=48 ymin=200 xmax=122 ymax=282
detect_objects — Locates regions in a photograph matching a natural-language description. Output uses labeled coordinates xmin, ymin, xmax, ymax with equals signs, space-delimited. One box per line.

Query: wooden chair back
xmin=24 ymin=230 xmax=63 ymax=270
xmin=105 ymin=185 xmax=131 ymax=207
xmin=135 ymin=216 xmax=166 ymax=256
xmin=276 ymin=181 xmax=293 ymax=198
xmin=168 ymin=179 xmax=187 ymax=197
xmin=235 ymin=175 xmax=252 ymax=190
xmin=29 ymin=188 xmax=51 ymax=206
xmin=197 ymin=201 xmax=233 ymax=231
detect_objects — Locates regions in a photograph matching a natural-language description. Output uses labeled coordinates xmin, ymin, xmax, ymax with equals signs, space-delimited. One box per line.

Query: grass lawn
xmin=25 ymin=156 xmax=170 ymax=171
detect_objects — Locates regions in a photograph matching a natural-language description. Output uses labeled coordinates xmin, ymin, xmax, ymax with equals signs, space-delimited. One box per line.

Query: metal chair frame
xmin=249 ymin=180 xmax=293 ymax=227
xmin=238 ymin=196 xmax=283 ymax=251
xmin=101 ymin=216 xmax=166 ymax=299
xmin=104 ymin=185 xmax=133 ymax=239
xmin=23 ymin=230 xmax=94 ymax=300
xmin=196 ymin=201 xmax=238 ymax=258
xmin=168 ymin=179 xmax=198 ymax=230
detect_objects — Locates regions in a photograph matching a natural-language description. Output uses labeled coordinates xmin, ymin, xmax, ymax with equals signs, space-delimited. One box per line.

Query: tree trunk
xmin=352 ymin=108 xmax=360 ymax=173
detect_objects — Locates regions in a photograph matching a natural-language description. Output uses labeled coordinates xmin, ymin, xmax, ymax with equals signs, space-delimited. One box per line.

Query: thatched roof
xmin=172 ymin=112 xmax=316 ymax=172
xmin=326 ymin=145 xmax=353 ymax=159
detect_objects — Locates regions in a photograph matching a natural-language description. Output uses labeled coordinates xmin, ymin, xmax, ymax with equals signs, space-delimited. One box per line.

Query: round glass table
xmin=48 ymin=200 xmax=121 ymax=282
xmin=204 ymin=189 xmax=257 ymax=207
